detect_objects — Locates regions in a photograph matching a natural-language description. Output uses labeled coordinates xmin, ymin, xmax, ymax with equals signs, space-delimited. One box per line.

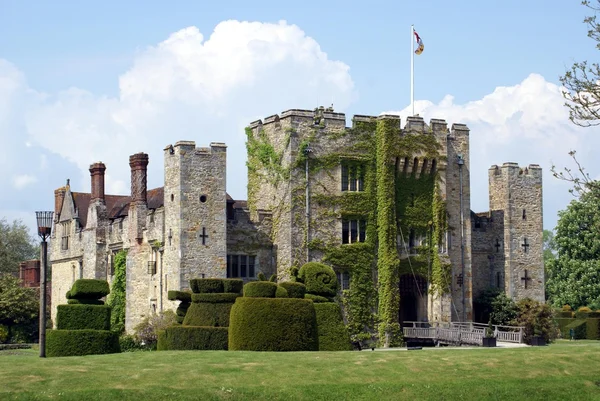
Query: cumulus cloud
xmin=13 ymin=174 xmax=37 ymax=189
xmin=383 ymin=73 xmax=600 ymax=229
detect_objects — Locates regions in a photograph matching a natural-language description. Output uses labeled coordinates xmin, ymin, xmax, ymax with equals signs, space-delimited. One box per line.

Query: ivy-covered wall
xmin=245 ymin=109 xmax=459 ymax=346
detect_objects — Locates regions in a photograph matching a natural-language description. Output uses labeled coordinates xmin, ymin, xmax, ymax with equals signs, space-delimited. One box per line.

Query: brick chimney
xmin=89 ymin=162 xmax=106 ymax=203
xmin=54 ymin=182 xmax=67 ymax=216
xmin=129 ymin=153 xmax=149 ymax=204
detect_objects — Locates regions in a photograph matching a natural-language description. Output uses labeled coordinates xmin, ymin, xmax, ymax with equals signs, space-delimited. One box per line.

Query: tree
xmin=0 ymin=218 xmax=39 ymax=275
xmin=543 ymin=229 xmax=557 ymax=265
xmin=546 ymin=186 xmax=600 ymax=309
xmin=560 ymin=1 xmax=600 ymax=127
xmin=0 ymin=274 xmax=39 ymax=341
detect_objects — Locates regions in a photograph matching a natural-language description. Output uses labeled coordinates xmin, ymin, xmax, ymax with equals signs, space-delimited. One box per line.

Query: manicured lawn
xmin=1 ymin=340 xmax=599 ymax=400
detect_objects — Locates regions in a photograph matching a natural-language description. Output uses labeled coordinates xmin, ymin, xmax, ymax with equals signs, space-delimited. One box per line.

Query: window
xmin=342 ymin=219 xmax=366 ymax=244
xmin=341 ymin=163 xmax=364 ymax=192
xmin=336 ymin=270 xmax=351 ymax=291
xmin=61 ymin=221 xmax=71 ymax=250
xmin=227 ymin=255 xmax=256 ymax=278
xmin=496 ymin=271 xmax=503 ymax=288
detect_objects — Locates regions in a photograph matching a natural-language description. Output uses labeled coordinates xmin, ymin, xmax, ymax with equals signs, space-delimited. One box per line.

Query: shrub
xmin=56 ymin=305 xmax=111 ymax=331
xmin=561 ymin=305 xmax=573 ymax=312
xmin=297 ymin=262 xmax=338 ymax=297
xmin=183 ymin=301 xmax=238 ymax=327
xmin=587 ymin=318 xmax=600 ymax=340
xmin=0 ymin=325 xmax=8 ymax=344
xmin=167 ymin=290 xmax=192 ymax=303
xmin=46 ymin=329 xmax=120 ymax=357
xmin=257 ymin=272 xmax=267 ymax=281
xmin=555 ymin=310 xmax=574 ymax=318
xmin=512 ymin=298 xmax=559 ymax=344
xmin=157 ymin=326 xmax=229 ymax=350
xmin=305 ymin=294 xmax=329 ymax=303
xmin=313 ymin=303 xmax=352 ymax=351
xmin=565 ymin=319 xmax=587 ymax=339
xmin=119 ymin=334 xmax=149 ymax=352
xmin=189 ymin=278 xmax=224 ymax=294
xmin=276 ymin=286 xmax=289 ymax=298
xmin=223 ymin=279 xmax=244 ymax=294
xmin=66 ymin=299 xmax=104 ymax=305
xmin=243 ymin=281 xmax=277 ymax=298
xmin=70 ymin=279 xmax=110 ymax=300
xmin=473 ymin=288 xmax=502 ymax=323
xmin=555 ymin=318 xmax=575 ymax=338
xmin=490 ymin=292 xmax=518 ymax=325
xmin=175 ymin=302 xmax=191 ymax=324
xmin=133 ymin=310 xmax=178 ymax=350
xmin=575 ymin=307 xmax=592 ymax=319
xmin=279 ymin=282 xmax=306 ymax=299
xmin=191 ymin=293 xmax=240 ymax=303
xmin=229 ymin=297 xmax=319 ymax=351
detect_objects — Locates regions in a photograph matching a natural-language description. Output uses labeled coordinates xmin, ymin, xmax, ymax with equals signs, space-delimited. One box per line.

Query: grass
xmin=1 ymin=340 xmax=599 ymax=400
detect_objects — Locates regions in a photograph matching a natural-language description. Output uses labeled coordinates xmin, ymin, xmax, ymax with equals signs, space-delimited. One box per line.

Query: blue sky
xmin=0 ymin=0 xmax=598 ymax=235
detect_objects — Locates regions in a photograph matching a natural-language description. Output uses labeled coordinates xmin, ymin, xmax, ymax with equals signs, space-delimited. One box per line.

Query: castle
xmin=49 ymin=107 xmax=544 ymax=333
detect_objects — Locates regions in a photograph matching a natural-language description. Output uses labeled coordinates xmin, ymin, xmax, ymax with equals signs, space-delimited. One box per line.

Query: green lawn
xmin=1 ymin=341 xmax=599 ymax=400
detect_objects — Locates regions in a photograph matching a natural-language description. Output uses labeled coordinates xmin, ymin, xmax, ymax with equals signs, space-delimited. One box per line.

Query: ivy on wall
xmin=107 ymin=250 xmax=127 ymax=334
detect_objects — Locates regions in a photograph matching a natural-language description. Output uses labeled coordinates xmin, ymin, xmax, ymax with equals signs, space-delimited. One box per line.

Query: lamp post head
xmin=36 ymin=211 xmax=54 ymax=240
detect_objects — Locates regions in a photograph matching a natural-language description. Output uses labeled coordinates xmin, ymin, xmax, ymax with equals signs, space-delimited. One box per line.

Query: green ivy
xmin=106 ymin=250 xmax=126 ymax=334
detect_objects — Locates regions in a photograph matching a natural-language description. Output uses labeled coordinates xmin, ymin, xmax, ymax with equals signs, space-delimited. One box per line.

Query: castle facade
xmin=49 ymin=108 xmax=544 ymax=333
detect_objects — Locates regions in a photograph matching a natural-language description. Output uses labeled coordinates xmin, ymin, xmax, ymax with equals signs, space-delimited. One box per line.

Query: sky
xmin=0 ymin=0 xmax=598 ymax=238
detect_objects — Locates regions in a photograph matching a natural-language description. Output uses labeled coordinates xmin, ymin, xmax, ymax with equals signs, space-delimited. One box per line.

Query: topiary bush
xmin=555 ymin=309 xmax=574 ymax=318
xmin=56 ymin=305 xmax=111 ymax=331
xmin=297 ymin=262 xmax=338 ymax=298
xmin=565 ymin=319 xmax=587 ymax=339
xmin=279 ymin=282 xmax=306 ymax=299
xmin=157 ymin=326 xmax=229 ymax=350
xmin=229 ymin=297 xmax=319 ymax=351
xmin=243 ymin=281 xmax=277 ymax=298
xmin=168 ymin=290 xmax=192 ymax=324
xmin=575 ymin=307 xmax=593 ymax=319
xmin=183 ymin=294 xmax=241 ymax=327
xmin=223 ymin=279 xmax=244 ymax=294
xmin=313 ymin=303 xmax=352 ymax=351
xmin=69 ymin=279 xmax=110 ymax=300
xmin=47 ymin=329 xmax=120 ymax=357
xmin=587 ymin=318 xmax=600 ymax=340
xmin=305 ymin=294 xmax=329 ymax=303
xmin=66 ymin=299 xmax=105 ymax=305
xmin=190 ymin=278 xmax=224 ymax=294
xmin=276 ymin=286 xmax=289 ymax=298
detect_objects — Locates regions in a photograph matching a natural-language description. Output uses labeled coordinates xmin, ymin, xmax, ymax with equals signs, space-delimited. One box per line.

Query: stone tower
xmin=489 ymin=163 xmax=544 ymax=302
xmin=163 ymin=141 xmax=228 ymax=293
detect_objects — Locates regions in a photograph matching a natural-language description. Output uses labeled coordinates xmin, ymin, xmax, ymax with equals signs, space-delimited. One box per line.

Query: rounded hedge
xmin=305 ymin=294 xmax=330 ymax=303
xmin=46 ymin=329 xmax=120 ymax=357
xmin=279 ymin=282 xmax=306 ymax=299
xmin=243 ymin=281 xmax=277 ymax=298
xmin=276 ymin=286 xmax=289 ymax=298
xmin=191 ymin=293 xmax=241 ymax=303
xmin=229 ymin=297 xmax=318 ymax=351
xmin=157 ymin=326 xmax=229 ymax=350
xmin=313 ymin=303 xmax=352 ymax=351
xmin=190 ymin=278 xmax=224 ymax=294
xmin=298 ymin=262 xmax=337 ymax=297
xmin=69 ymin=279 xmax=110 ymax=300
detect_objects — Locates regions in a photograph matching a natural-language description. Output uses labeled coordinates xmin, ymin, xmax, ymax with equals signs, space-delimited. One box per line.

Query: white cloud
xmin=383 ymin=73 xmax=600 ymax=229
xmin=13 ymin=174 xmax=37 ymax=189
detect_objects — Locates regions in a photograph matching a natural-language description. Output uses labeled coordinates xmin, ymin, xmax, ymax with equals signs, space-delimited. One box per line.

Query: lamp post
xmin=36 ymin=211 xmax=53 ymax=358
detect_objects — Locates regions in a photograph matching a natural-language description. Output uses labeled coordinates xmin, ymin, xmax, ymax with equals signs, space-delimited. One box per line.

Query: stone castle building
xmin=49 ymin=108 xmax=544 ymax=333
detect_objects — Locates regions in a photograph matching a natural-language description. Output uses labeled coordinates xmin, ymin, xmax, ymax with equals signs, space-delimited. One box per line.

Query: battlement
xmin=164 ymin=141 xmax=227 ymax=156
xmin=489 ymin=162 xmax=542 ymax=179
xmin=248 ymin=107 xmax=466 ymax=134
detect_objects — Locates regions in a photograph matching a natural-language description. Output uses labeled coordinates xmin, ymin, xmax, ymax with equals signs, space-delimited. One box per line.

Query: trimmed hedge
xmin=191 ymin=293 xmax=241 ymax=303
xmin=555 ymin=318 xmax=574 ymax=338
xmin=276 ymin=286 xmax=289 ymax=298
xmin=183 ymin=302 xmax=235 ymax=327
xmin=279 ymin=282 xmax=306 ymax=299
xmin=70 ymin=279 xmax=110 ymax=300
xmin=168 ymin=290 xmax=192 ymax=303
xmin=298 ymin=262 xmax=337 ymax=297
xmin=305 ymin=294 xmax=330 ymax=303
xmin=555 ymin=311 xmax=574 ymax=318
xmin=175 ymin=302 xmax=191 ymax=324
xmin=56 ymin=305 xmax=111 ymax=331
xmin=565 ymin=319 xmax=587 ymax=339
xmin=190 ymin=279 xmax=224 ymax=294
xmin=229 ymin=297 xmax=318 ymax=351
xmin=243 ymin=281 xmax=277 ymax=298
xmin=223 ymin=279 xmax=244 ymax=294
xmin=157 ymin=326 xmax=229 ymax=350
xmin=67 ymin=299 xmax=104 ymax=305
xmin=47 ymin=329 xmax=120 ymax=357
xmin=314 ymin=303 xmax=352 ymax=351
xmin=587 ymin=318 xmax=600 ymax=340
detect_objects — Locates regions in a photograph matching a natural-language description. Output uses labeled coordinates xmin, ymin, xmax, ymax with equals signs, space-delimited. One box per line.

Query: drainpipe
xmin=304 ymin=143 xmax=313 ymax=263
xmin=457 ymin=153 xmax=465 ymax=322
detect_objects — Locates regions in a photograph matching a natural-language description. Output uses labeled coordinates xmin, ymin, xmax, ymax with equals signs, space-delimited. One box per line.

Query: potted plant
xmin=530 ymin=323 xmax=546 ymax=346
xmin=482 ymin=320 xmax=496 ymax=347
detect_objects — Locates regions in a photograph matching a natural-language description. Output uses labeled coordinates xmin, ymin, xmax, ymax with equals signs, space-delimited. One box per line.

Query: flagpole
xmin=411 ymin=24 xmax=414 ymax=116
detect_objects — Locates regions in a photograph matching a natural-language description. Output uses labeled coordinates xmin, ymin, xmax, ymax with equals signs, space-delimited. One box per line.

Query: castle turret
xmin=489 ymin=163 xmax=544 ymax=302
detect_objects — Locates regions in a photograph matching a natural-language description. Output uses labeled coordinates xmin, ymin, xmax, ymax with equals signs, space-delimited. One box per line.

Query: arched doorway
xmin=399 ymin=274 xmax=428 ymax=325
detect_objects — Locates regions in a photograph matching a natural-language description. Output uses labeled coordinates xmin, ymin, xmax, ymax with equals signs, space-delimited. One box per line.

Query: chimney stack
xmin=89 ymin=162 xmax=106 ymax=203
xmin=54 ymin=179 xmax=70 ymax=219
xmin=129 ymin=153 xmax=149 ymax=204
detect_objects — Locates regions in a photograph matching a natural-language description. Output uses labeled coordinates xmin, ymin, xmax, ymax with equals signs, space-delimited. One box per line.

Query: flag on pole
xmin=414 ymin=30 xmax=424 ymax=55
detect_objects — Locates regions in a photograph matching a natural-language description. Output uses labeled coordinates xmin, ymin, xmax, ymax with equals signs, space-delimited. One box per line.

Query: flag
xmin=414 ymin=30 xmax=424 ymax=55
